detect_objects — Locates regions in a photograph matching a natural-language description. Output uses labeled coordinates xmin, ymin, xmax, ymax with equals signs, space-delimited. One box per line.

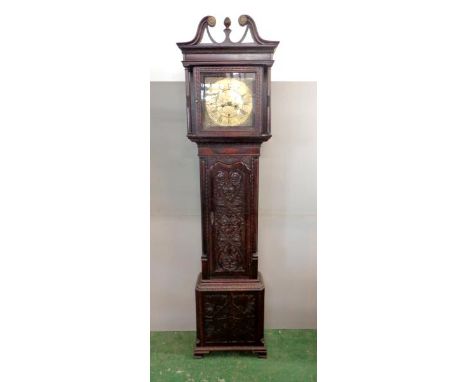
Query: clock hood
xmin=177 ymin=15 xmax=279 ymax=66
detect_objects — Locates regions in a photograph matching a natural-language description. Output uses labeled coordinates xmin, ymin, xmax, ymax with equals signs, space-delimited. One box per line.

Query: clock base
xmin=193 ymin=345 xmax=267 ymax=359
xmin=194 ymin=273 xmax=266 ymax=357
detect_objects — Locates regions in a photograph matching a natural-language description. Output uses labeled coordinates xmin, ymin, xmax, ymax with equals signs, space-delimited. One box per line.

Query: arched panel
xmin=208 ymin=161 xmax=252 ymax=277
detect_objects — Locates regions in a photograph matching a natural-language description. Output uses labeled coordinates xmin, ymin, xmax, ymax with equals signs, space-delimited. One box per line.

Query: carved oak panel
xmin=202 ymin=292 xmax=258 ymax=344
xmin=208 ymin=161 xmax=252 ymax=277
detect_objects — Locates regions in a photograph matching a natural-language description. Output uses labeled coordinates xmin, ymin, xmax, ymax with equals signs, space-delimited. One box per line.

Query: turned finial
xmin=223 ymin=17 xmax=232 ymax=43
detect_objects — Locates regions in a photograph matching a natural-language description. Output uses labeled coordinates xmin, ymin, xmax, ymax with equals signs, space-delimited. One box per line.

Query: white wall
xmin=151 ymin=82 xmax=316 ymax=331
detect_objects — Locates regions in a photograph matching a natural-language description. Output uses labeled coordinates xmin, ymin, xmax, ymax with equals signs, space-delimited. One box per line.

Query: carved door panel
xmin=202 ymin=292 xmax=258 ymax=345
xmin=208 ymin=161 xmax=252 ymax=278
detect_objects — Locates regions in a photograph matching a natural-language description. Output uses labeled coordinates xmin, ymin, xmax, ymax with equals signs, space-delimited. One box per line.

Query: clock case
xmin=177 ymin=15 xmax=279 ymax=358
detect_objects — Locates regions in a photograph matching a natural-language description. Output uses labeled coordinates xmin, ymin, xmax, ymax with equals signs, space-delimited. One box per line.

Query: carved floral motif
xmin=204 ymin=293 xmax=256 ymax=343
xmin=212 ymin=166 xmax=247 ymax=272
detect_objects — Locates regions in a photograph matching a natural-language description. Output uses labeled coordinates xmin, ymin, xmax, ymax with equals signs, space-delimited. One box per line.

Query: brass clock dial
xmin=204 ymin=78 xmax=253 ymax=127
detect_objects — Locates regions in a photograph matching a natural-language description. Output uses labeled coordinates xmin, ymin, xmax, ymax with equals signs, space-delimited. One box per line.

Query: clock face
xmin=204 ymin=78 xmax=253 ymax=127
xmin=201 ymin=73 xmax=256 ymax=130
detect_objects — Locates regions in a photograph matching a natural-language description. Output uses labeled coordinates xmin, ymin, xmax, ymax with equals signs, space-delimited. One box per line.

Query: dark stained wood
xmin=194 ymin=273 xmax=266 ymax=357
xmin=197 ymin=144 xmax=261 ymax=280
xmin=177 ymin=15 xmax=278 ymax=358
xmin=192 ymin=66 xmax=264 ymax=137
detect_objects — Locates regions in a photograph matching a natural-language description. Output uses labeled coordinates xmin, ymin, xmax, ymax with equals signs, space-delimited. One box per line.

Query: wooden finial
xmin=223 ymin=17 xmax=232 ymax=43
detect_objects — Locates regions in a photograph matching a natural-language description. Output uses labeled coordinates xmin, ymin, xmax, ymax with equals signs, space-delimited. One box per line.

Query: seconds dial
xmin=204 ymin=78 xmax=253 ymax=127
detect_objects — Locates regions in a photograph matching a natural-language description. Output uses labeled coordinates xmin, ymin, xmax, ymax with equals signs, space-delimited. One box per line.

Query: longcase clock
xmin=177 ymin=15 xmax=279 ymax=358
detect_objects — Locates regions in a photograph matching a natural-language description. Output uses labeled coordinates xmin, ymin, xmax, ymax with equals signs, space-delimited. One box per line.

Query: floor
xmin=150 ymin=329 xmax=317 ymax=382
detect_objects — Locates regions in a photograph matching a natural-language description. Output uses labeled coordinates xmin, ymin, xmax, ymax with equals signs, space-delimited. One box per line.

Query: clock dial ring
xmin=204 ymin=78 xmax=253 ymax=127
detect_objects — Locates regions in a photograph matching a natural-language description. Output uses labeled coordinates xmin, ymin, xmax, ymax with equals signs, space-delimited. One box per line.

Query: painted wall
xmin=151 ymin=81 xmax=316 ymax=330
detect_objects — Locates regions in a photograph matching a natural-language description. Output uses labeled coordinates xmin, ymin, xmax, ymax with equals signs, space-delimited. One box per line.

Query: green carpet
xmin=150 ymin=329 xmax=317 ymax=382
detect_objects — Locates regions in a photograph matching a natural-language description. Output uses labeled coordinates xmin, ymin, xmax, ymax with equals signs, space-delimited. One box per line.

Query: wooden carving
xmin=178 ymin=15 xmax=278 ymax=358
xmin=203 ymin=293 xmax=257 ymax=344
xmin=177 ymin=14 xmax=279 ymax=47
xmin=211 ymin=162 xmax=250 ymax=273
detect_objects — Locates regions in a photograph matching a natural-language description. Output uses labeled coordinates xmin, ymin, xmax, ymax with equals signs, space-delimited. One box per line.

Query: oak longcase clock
xmin=177 ymin=15 xmax=279 ymax=358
